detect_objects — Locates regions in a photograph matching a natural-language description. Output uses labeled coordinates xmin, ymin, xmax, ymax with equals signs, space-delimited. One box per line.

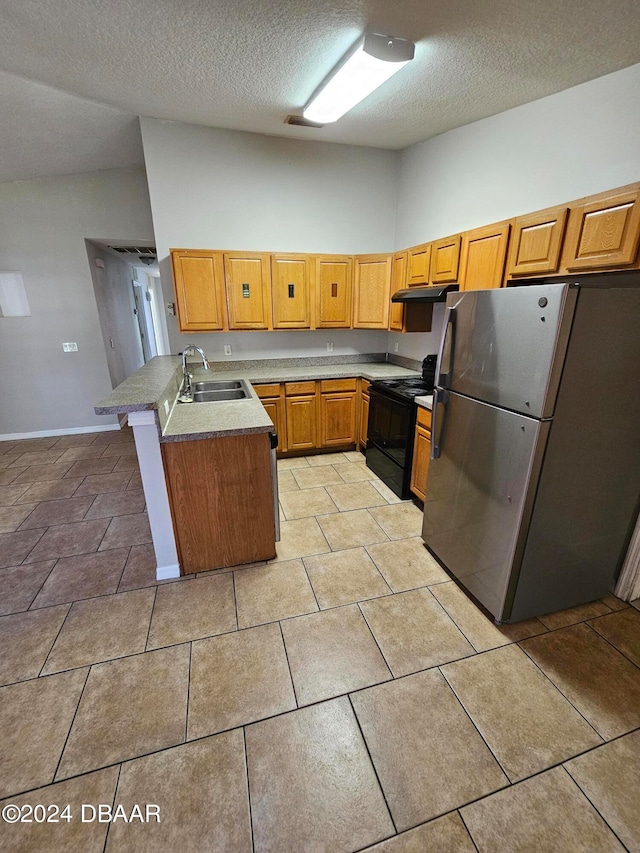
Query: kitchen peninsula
xmin=95 ymin=355 xmax=419 ymax=578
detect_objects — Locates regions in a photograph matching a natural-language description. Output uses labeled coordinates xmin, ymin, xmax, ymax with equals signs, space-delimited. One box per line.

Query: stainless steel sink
xmin=193 ymin=380 xmax=242 ymax=391
xmin=178 ymin=377 xmax=251 ymax=403
xmin=193 ymin=388 xmax=248 ymax=402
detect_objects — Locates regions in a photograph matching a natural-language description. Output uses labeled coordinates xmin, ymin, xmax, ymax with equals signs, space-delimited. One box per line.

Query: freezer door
xmin=439 ymin=284 xmax=576 ymax=418
xmin=422 ymin=392 xmax=549 ymax=620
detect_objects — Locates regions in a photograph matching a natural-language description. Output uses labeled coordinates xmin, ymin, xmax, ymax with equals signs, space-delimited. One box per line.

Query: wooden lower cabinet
xmin=162 ymin=434 xmax=276 ymax=573
xmin=285 ymin=391 xmax=318 ymax=451
xmin=358 ymin=380 xmax=370 ymax=450
xmin=319 ymin=379 xmax=357 ymax=446
xmin=410 ymin=406 xmax=432 ymax=501
xmin=253 ymin=384 xmax=286 ymax=452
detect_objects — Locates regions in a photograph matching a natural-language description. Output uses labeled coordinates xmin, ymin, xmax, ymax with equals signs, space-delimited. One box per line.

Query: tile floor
xmin=0 ymin=431 xmax=639 ymax=852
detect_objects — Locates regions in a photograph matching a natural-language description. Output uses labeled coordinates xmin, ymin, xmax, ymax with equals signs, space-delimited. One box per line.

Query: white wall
xmin=396 ymin=64 xmax=640 ymax=248
xmin=0 ymin=166 xmax=154 ymax=436
xmin=140 ymin=118 xmax=399 ymax=359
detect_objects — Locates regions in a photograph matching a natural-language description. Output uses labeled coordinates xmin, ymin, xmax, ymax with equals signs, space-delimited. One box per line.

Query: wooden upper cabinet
xmin=459 ymin=222 xmax=511 ymax=291
xmin=224 ymin=252 xmax=272 ymax=330
xmin=271 ymin=253 xmax=314 ymax=330
xmin=561 ymin=188 xmax=640 ymax=271
xmin=389 ymin=251 xmax=407 ymax=332
xmin=406 ymin=242 xmax=432 ymax=285
xmin=430 ymin=235 xmax=461 ymax=284
xmin=315 ymin=255 xmax=353 ymax=329
xmin=353 ymin=254 xmax=392 ymax=329
xmin=170 ymin=249 xmax=227 ymax=332
xmin=507 ymin=206 xmax=568 ymax=277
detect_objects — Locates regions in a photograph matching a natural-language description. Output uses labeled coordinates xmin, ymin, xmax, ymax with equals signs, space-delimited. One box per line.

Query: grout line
xmin=114 ymin=546 xmax=132 ymax=593
xmin=347 ymin=692 xmax=397 ymax=835
xmin=26 ymin=558 xmax=59 ymax=610
xmin=458 ymin=809 xmax=482 ymax=852
xmin=144 ymin=586 xmax=159 ymax=651
xmin=242 ymin=727 xmax=256 ymax=853
xmin=37 ymin=600 xmax=74 ymax=678
xmin=355 ymin=601 xmax=394 ymax=680
xmin=231 ymin=572 xmax=239 ymax=631
xmin=584 ymin=617 xmax=640 ymax=671
xmin=102 ymin=762 xmax=123 ymax=853
xmin=299 ymin=559 xmax=321 ymax=613
xmin=51 ymin=665 xmax=92 ymax=783
xmin=563 ymin=763 xmax=634 ymax=850
xmin=278 ymin=620 xmax=299 ymax=708
xmin=17 ymin=526 xmax=48 ymax=565
xmin=184 ymin=641 xmax=193 ymax=742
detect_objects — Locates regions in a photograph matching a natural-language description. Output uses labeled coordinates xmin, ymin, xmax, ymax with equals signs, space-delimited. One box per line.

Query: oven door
xmin=365 ymin=387 xmax=414 ymax=498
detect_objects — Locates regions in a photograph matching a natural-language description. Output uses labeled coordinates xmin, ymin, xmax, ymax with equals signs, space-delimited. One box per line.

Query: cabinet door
xmin=562 ymin=188 xmax=640 ymax=270
xmin=353 ymin=254 xmax=392 ymax=329
xmin=459 ymin=222 xmax=511 ymax=291
xmin=254 ymin=385 xmax=287 ymax=452
xmin=507 ymin=207 xmax=568 ymax=277
xmin=410 ymin=424 xmax=431 ymax=501
xmin=170 ymin=249 xmax=227 ymax=331
xmin=224 ymin=252 xmax=272 ymax=330
xmin=407 ymin=243 xmax=431 ymax=285
xmin=285 ymin=396 xmax=318 ymax=451
xmin=359 ymin=391 xmax=370 ymax=449
xmin=430 ymin=235 xmax=461 ymax=284
xmin=272 ymin=254 xmax=313 ymax=329
xmin=389 ymin=251 xmax=407 ymax=332
xmin=315 ymin=256 xmax=353 ymax=328
xmin=320 ymin=392 xmax=357 ymax=447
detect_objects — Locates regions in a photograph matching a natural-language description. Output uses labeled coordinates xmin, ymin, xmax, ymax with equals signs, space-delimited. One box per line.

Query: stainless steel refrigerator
xmin=421 ymin=272 xmax=640 ymax=623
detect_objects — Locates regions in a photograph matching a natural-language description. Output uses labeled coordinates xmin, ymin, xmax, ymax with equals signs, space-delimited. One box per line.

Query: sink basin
xmin=193 ymin=388 xmax=248 ymax=402
xmin=193 ymin=380 xmax=242 ymax=391
xmin=178 ymin=377 xmax=251 ymax=403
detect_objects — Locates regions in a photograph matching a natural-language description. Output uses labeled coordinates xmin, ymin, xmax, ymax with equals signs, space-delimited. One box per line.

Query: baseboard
xmin=0 ymin=423 xmax=121 ymax=442
xmin=156 ymin=564 xmax=181 ymax=581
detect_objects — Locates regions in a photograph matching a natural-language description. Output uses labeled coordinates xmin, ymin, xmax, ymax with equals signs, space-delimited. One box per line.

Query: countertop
xmin=94 ymin=356 xmax=420 ymax=442
xmin=415 ymin=395 xmax=434 ymax=411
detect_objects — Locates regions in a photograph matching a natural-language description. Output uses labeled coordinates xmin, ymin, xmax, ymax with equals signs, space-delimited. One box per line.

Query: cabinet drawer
xmin=416 ymin=406 xmax=432 ymax=429
xmin=320 ymin=378 xmax=357 ymax=393
xmin=285 ymin=381 xmax=316 ymax=396
xmin=253 ymin=383 xmax=281 ymax=399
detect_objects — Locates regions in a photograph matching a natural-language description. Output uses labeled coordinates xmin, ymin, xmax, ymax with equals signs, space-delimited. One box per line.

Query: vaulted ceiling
xmin=1 ymin=0 xmax=639 ymax=182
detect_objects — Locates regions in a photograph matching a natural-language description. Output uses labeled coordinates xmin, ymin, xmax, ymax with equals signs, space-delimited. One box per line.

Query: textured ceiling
xmin=1 ymin=0 xmax=639 ymax=181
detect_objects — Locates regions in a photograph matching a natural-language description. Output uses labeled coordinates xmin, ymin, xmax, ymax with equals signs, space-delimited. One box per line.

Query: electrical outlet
xmin=62 ymin=342 xmax=78 ymax=352
xmin=393 ymin=341 xmax=399 ymax=353
xmin=166 ymin=303 xmax=176 ymax=316
xmin=224 ymin=344 xmax=232 ymax=356
xmin=164 ymin=399 xmax=170 ymax=416
xmin=326 ymin=342 xmax=334 ymax=352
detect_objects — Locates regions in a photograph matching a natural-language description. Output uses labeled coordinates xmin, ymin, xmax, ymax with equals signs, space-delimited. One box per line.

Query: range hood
xmin=391 ymin=284 xmax=459 ymax=303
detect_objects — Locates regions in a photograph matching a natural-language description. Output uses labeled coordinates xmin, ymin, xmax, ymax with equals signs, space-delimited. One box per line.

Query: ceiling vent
xmin=109 ymin=246 xmax=156 ymax=257
xmin=284 ymin=115 xmax=324 ymax=128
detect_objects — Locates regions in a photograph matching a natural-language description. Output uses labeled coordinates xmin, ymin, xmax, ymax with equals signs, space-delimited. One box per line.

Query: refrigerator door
xmin=423 ymin=391 xmax=549 ymax=620
xmin=439 ymin=284 xmax=576 ymax=418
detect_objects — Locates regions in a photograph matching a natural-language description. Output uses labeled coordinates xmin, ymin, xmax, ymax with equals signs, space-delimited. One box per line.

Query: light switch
xmin=62 ymin=342 xmax=78 ymax=352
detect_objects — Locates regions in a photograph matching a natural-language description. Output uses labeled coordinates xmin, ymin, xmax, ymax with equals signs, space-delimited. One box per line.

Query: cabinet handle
xmin=242 ymin=283 xmax=250 ymax=298
xmin=331 ymin=282 xmax=338 ymax=297
xmin=288 ymin=284 xmax=295 ymax=298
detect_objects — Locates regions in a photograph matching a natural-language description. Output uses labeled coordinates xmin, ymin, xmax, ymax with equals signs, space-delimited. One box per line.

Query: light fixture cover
xmin=0 ymin=271 xmax=31 ymax=317
xmin=303 ymin=33 xmax=415 ymax=124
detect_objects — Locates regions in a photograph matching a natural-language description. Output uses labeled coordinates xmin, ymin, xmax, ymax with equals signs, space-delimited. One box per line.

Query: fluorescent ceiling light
xmin=303 ymin=33 xmax=415 ymax=124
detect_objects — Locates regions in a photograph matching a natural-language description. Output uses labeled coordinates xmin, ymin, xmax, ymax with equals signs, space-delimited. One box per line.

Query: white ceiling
xmin=1 ymin=0 xmax=639 ymax=182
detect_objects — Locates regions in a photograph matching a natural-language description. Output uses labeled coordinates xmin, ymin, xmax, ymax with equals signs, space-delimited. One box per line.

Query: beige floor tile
xmin=234 ymin=559 xmax=318 ymax=628
xmin=147 ymin=574 xmax=236 ymax=649
xmin=74 ymin=472 xmax=133 ymax=495
xmin=0 ymin=483 xmax=30 ymax=505
xmin=9 ymin=449 xmax=67 ymax=467
xmin=277 ymin=469 xmax=299 ymax=492
xmin=100 ymin=442 xmax=138 ymax=457
xmin=113 ymin=455 xmax=140 ymax=472
xmin=0 ymin=561 xmax=55 ymax=614
xmin=342 ymin=450 xmax=364 ymax=462
xmin=304 ymin=547 xmax=391 ymax=608
xmin=271 ymin=517 xmax=330 ymax=561
xmin=56 ymin=445 xmax=108 ymax=463
xmin=91 ymin=431 xmax=134 ymax=445
xmin=0 ymin=668 xmax=87 ymax=798
xmin=0 ymin=468 xmax=27 ymax=485
xmin=84 ymin=489 xmax=145 ymax=519
xmin=361 ymin=587 xmax=475 ymax=677
xmin=246 ymin=698 xmax=394 ymax=852
xmin=461 ymin=766 xmax=624 ymax=853
xmin=117 ymin=543 xmax=157 ymax=590
xmin=32 ymin=548 xmax=129 ymax=608
xmin=305 ymin=452 xmax=350 ymax=466
xmin=631 ymin=597 xmax=640 ymax=612
xmin=493 ymin=615 xmax=548 ymax=642
xmin=0 ymin=528 xmax=46 ymax=567
xmin=538 ymin=599 xmax=612 ymax=630
xmin=277 ymin=456 xmax=310 ymax=470
xmin=0 ymin=605 xmax=69 ymax=686
xmin=282 ymin=605 xmax=391 ymax=705
xmin=18 ymin=495 xmax=95 ymax=529
xmin=368 ymin=502 xmax=424 ymax=540
xmin=336 ymin=461 xmax=377 ymax=483
xmin=0 ymin=766 xmax=119 ymax=853
xmin=600 ymin=593 xmax=629 ymax=611
xmin=24 ymin=519 xmax=109 ymax=563
xmin=279 ymin=486 xmax=338 ymax=519
xmin=99 ymin=512 xmax=151 ymax=550
xmin=352 ymin=670 xmax=507 ymax=831
xmin=63 ymin=458 xmax=118 ymax=478
xmin=292 ymin=464 xmax=344 ymax=489
xmin=369 ymin=479 xmax=403 ymax=504
xmin=14 ymin=478 xmax=84 ymax=502
xmin=521 ymin=623 xmax=640 ymax=739
xmin=565 ymin=730 xmax=640 ymax=853
xmin=13 ymin=462 xmax=74 ymax=483
xmin=50 ymin=433 xmax=100 ymax=449
xmin=589 ymin=607 xmax=640 ymax=666
xmin=431 ymin=581 xmax=516 ymax=652
xmin=442 ymin=644 xmax=602 ymax=782
xmin=188 ymin=622 xmax=295 ymax=738
xmin=362 ymin=813 xmax=476 ymax=852
xmin=325 ymin=480 xmax=388 ymax=511
xmin=42 ymin=588 xmax=155 ymax=673
xmin=317 ymin=508 xmax=388 ymax=551
xmin=0 ymin=502 xmax=38 ymax=531
xmin=366 ymin=537 xmax=449 ymax=592
xmin=106 ymin=731 xmax=252 ymax=853
xmin=57 ymin=644 xmax=190 ymax=779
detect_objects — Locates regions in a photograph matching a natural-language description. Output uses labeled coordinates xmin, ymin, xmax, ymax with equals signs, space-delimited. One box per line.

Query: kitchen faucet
xmin=181 ymin=345 xmax=210 ymax=395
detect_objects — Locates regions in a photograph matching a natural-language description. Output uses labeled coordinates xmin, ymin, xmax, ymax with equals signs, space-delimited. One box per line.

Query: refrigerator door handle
xmin=435 ymin=303 xmax=457 ymax=390
xmin=430 ymin=387 xmax=446 ymax=459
